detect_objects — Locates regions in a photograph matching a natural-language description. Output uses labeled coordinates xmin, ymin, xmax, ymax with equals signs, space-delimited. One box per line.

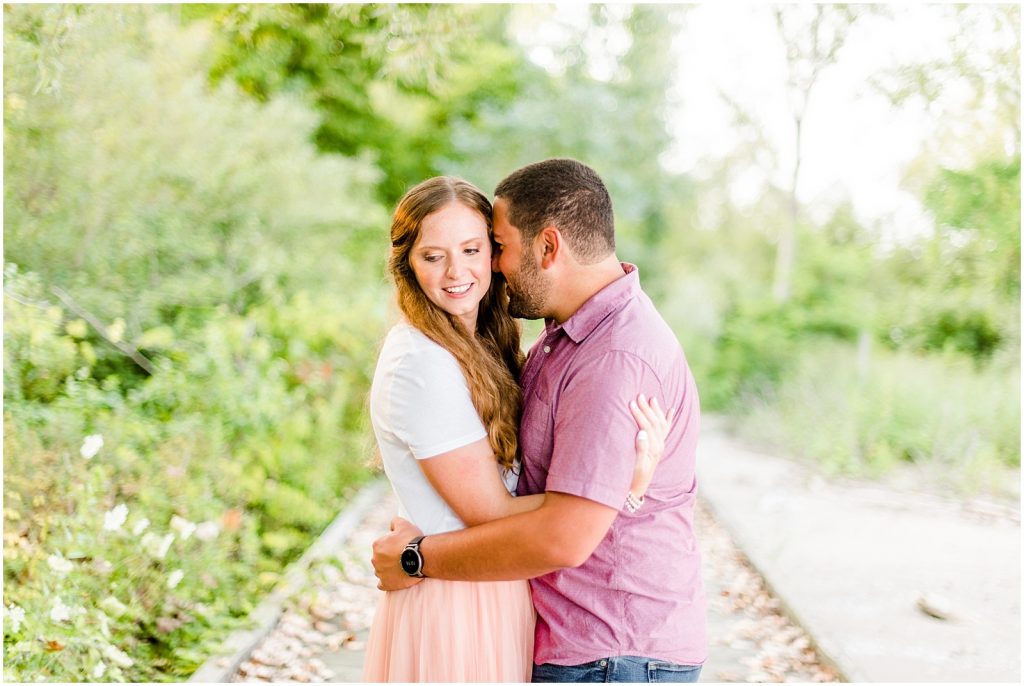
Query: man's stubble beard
xmin=506 ymin=251 xmax=549 ymax=320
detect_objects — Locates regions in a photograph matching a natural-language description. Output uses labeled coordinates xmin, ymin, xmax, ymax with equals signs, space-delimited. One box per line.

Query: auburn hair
xmin=388 ymin=177 xmax=525 ymax=470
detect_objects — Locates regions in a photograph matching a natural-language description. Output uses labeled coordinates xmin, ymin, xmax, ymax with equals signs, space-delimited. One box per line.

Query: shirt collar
xmin=546 ymin=263 xmax=640 ymax=344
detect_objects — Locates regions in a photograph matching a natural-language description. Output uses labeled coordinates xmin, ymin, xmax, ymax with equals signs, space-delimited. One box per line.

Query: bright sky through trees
xmin=514 ymin=4 xmax=1017 ymax=246
xmin=665 ymin=4 xmax=1017 ymax=244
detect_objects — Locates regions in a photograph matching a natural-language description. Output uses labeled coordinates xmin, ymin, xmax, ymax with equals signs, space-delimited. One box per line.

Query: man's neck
xmin=548 ymin=255 xmax=625 ymax=324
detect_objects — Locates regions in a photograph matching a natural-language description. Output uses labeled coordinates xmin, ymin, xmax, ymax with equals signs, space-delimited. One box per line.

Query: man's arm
xmin=372 ymin=492 xmax=617 ymax=590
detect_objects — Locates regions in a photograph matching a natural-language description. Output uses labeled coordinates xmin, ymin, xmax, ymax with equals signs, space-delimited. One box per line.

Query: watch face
xmin=401 ymin=548 xmax=421 ymax=576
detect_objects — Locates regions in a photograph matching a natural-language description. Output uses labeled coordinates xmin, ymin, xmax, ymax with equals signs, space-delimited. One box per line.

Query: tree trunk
xmin=773 ymin=115 xmax=802 ymax=303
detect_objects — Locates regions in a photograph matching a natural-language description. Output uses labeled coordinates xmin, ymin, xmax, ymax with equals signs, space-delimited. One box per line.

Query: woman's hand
xmin=627 ymin=394 xmax=674 ymax=505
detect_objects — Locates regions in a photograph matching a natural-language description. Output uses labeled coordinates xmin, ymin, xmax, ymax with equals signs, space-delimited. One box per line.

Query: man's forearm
xmin=419 ymin=506 xmax=563 ymax=581
xmin=418 ymin=493 xmax=618 ymax=581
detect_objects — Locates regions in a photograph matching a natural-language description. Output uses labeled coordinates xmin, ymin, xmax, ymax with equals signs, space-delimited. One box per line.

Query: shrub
xmin=738 ymin=341 xmax=1020 ymax=497
xmin=3 ymin=277 xmax=386 ymax=681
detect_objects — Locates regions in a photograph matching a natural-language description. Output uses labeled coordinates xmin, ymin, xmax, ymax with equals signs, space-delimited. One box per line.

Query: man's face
xmin=492 ymin=198 xmax=550 ymax=320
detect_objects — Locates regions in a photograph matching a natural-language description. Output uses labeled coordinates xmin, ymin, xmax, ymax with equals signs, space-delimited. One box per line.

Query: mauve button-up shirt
xmin=516 ymin=263 xmax=707 ymax=667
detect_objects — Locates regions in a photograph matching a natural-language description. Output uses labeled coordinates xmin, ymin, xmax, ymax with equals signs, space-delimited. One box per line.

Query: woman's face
xmin=410 ymin=201 xmax=493 ymax=332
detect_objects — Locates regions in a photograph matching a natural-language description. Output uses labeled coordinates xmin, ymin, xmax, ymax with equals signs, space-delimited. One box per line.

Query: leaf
xmin=65 ymin=318 xmax=88 ymax=339
xmin=136 ymin=325 xmax=175 ymax=349
xmin=156 ymin=616 xmax=183 ymax=633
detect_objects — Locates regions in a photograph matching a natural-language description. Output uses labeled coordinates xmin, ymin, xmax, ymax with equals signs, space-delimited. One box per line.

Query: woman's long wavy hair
xmin=389 ymin=177 xmax=525 ymax=470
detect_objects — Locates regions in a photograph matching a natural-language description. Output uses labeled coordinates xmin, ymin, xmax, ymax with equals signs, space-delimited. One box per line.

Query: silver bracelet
xmin=624 ymin=492 xmax=644 ymax=513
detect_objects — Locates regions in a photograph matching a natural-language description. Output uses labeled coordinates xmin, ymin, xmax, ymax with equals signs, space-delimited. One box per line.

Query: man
xmin=372 ymin=158 xmax=707 ymax=682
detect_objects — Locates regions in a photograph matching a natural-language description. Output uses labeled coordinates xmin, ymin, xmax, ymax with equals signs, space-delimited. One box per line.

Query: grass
xmin=734 ymin=340 xmax=1020 ymax=501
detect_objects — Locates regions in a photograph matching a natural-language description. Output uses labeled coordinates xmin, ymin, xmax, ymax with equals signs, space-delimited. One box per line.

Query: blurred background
xmin=3 ymin=3 xmax=1019 ymax=681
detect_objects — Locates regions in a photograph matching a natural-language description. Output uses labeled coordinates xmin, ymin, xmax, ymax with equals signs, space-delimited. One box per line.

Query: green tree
xmin=4 ymin=4 xmax=386 ymax=379
xmin=194 ymin=3 xmax=523 ymax=205
xmin=871 ymin=4 xmax=1020 ymax=359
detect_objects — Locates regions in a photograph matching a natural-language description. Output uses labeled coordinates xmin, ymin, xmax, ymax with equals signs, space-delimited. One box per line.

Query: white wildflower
xmin=132 ymin=517 xmax=150 ymax=536
xmin=93 ymin=662 xmax=107 ymax=679
xmin=141 ymin=532 xmax=175 ymax=560
xmin=50 ymin=597 xmax=71 ymax=623
xmin=104 ymin=644 xmax=134 ymax=668
xmin=167 ymin=569 xmax=184 ymax=589
xmin=95 ymin=608 xmax=111 ymax=638
xmin=47 ymin=553 xmax=74 ymax=575
xmin=194 ymin=520 xmax=220 ymax=542
xmin=103 ymin=503 xmax=129 ymax=532
xmin=6 ymin=604 xmax=25 ymax=633
xmin=80 ymin=434 xmax=104 ymax=459
xmin=169 ymin=515 xmax=196 ymax=540
xmin=99 ymin=596 xmax=128 ymax=617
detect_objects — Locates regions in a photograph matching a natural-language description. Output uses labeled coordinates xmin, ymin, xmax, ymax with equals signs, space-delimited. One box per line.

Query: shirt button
xmin=543 ymin=345 xmax=551 ymax=353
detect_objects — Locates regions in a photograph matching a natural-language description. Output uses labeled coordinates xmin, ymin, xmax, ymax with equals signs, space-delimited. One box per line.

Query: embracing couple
xmin=363 ymin=158 xmax=707 ymax=683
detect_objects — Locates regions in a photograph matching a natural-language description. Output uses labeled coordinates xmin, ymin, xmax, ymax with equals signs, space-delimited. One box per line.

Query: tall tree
xmin=192 ymin=3 xmax=522 ymax=205
xmin=771 ymin=4 xmax=860 ymax=302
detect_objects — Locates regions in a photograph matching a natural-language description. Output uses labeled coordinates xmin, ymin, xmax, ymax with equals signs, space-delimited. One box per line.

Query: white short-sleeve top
xmin=370 ymin=321 xmax=518 ymax=535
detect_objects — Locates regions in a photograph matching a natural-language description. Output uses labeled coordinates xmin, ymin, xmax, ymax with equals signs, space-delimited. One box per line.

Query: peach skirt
xmin=362 ymin=578 xmax=535 ymax=682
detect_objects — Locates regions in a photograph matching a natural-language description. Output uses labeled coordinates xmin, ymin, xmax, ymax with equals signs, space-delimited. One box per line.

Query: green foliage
xmin=3 ymin=267 xmax=81 ymax=403
xmin=739 ymin=341 xmax=1020 ymax=495
xmin=3 ymin=275 xmax=384 ymax=681
xmin=197 ymin=3 xmax=522 ymax=205
xmin=4 ymin=4 xmax=386 ymax=366
xmin=701 ymin=299 xmax=803 ymax=411
xmin=873 ymin=156 xmax=1020 ymax=359
xmin=3 ymin=4 xmax=387 ymax=681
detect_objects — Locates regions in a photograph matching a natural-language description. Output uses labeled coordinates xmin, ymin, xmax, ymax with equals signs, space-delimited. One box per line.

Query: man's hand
xmin=371 ymin=517 xmax=425 ymax=591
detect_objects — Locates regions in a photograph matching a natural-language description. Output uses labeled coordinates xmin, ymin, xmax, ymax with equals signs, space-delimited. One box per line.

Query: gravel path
xmin=231 ymin=488 xmax=841 ymax=683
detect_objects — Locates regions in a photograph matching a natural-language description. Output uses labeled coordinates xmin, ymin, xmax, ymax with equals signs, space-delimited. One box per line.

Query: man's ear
xmin=538 ymin=226 xmax=561 ymax=269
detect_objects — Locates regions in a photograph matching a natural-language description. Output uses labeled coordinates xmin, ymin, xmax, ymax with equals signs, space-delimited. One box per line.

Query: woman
xmin=362 ymin=177 xmax=670 ymax=682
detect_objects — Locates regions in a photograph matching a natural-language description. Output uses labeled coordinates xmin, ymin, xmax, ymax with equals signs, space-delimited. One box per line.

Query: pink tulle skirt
xmin=362 ymin=578 xmax=535 ymax=682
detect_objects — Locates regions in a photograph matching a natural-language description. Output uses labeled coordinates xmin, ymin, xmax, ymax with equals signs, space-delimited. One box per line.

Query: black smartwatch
xmin=400 ymin=535 xmax=426 ymax=578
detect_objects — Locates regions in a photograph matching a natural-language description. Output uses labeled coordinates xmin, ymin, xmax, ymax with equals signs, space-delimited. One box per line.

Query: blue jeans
xmin=532 ymin=656 xmax=702 ymax=683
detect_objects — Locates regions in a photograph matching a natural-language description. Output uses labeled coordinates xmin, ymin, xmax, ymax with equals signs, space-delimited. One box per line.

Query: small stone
xmin=309 ymin=603 xmax=335 ymax=620
xmin=326 ymin=631 xmax=353 ymax=651
xmin=253 ymin=665 xmax=275 ymax=680
xmin=915 ymin=593 xmax=954 ymax=620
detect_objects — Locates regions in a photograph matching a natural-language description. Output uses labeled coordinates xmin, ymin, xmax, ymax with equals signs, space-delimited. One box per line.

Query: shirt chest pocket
xmin=519 ymin=387 xmax=554 ymax=468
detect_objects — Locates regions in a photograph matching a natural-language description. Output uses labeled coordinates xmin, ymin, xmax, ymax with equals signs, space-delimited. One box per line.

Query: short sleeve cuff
xmin=411 ymin=427 xmax=489 ymax=460
xmin=544 ymin=473 xmax=622 ymax=510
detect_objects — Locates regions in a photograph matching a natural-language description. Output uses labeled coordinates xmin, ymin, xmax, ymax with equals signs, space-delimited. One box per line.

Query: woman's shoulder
xmin=380 ymin=321 xmax=459 ymax=370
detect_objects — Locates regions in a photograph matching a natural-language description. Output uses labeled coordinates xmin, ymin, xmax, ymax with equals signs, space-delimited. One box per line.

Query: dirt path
xmin=230 ymin=487 xmax=840 ymax=683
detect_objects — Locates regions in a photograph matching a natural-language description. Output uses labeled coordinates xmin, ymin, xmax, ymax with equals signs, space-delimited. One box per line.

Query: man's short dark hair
xmin=494 ymin=158 xmax=615 ymax=264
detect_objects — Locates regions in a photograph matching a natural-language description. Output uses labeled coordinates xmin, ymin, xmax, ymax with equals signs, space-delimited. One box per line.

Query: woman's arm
xmin=418 ymin=394 xmax=671 ymax=527
xmin=417 ymin=438 xmax=539 ymax=527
